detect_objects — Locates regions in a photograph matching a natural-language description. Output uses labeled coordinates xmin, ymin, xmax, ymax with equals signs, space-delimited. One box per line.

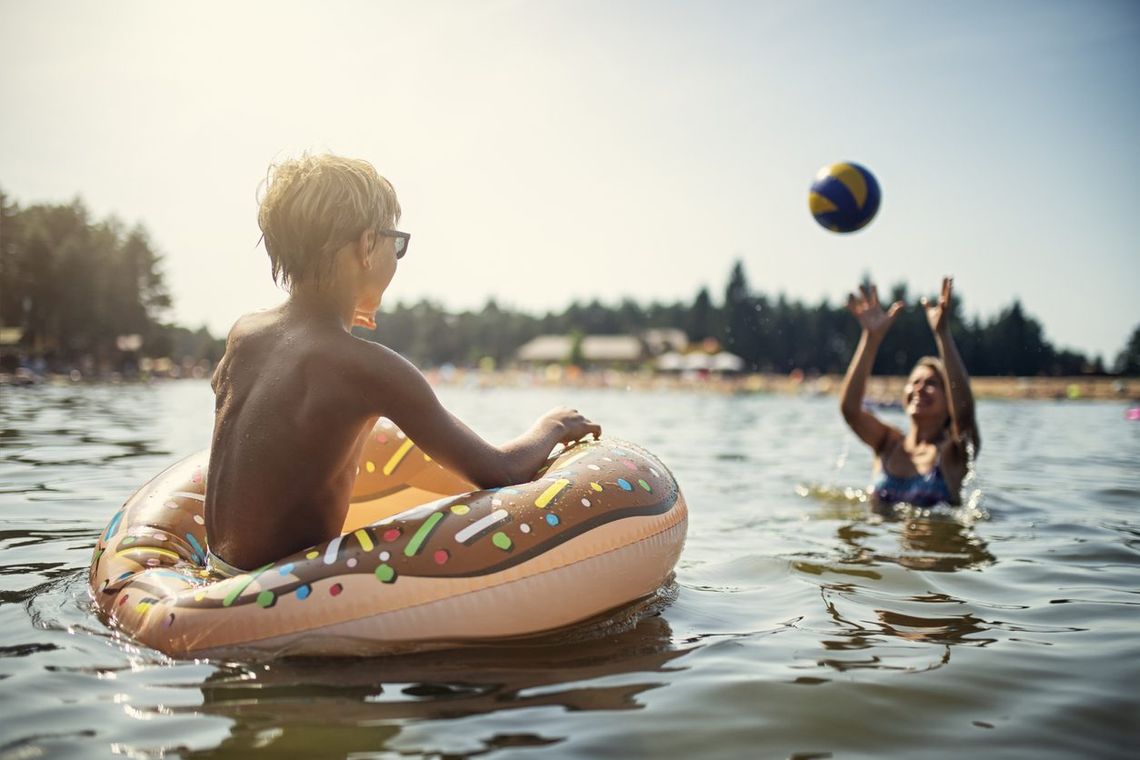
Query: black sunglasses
xmin=379 ymin=229 xmax=410 ymax=259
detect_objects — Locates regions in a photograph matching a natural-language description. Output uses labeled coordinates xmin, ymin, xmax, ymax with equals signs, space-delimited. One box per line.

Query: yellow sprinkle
xmin=450 ymin=504 xmax=470 ymax=515
xmin=423 ymin=453 xmax=433 ymax=462
xmin=306 ymin=550 xmax=320 ymax=560
xmin=590 ymin=482 xmax=603 ymax=492
xmin=135 ymin=602 xmax=152 ymax=614
xmin=383 ymin=439 xmax=415 ymax=476
xmin=365 ymin=461 xmax=376 ymax=473
xmin=115 ymin=547 xmax=180 ymax=561
xmin=535 ymin=479 xmax=570 ymax=508
xmin=354 ymin=529 xmax=374 ymax=552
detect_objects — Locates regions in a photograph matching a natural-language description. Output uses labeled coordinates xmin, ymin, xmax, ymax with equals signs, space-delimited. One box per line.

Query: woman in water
xmin=840 ymin=277 xmax=979 ymax=510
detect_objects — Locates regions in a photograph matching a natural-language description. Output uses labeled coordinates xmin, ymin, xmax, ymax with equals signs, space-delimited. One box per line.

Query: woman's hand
xmin=921 ymin=276 xmax=954 ymax=335
xmin=846 ymin=283 xmax=903 ymax=340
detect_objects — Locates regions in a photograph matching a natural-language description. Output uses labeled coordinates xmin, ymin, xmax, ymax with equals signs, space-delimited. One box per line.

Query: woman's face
xmin=904 ymin=365 xmax=948 ymax=422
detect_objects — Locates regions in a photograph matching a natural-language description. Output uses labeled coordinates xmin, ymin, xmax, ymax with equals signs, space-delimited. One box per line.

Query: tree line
xmin=367 ymin=261 xmax=1139 ymax=377
xmin=2 ymin=190 xmax=1137 ymax=377
xmin=0 ymin=191 xmax=223 ymax=374
xmin=364 ymin=262 xmax=1140 ymax=378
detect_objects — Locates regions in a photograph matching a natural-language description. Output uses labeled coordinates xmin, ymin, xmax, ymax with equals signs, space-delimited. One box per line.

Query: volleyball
xmin=809 ymin=162 xmax=881 ymax=233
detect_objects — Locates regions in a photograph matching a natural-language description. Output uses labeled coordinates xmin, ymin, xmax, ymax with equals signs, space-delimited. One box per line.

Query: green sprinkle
xmin=375 ymin=563 xmax=396 ymax=583
xmin=492 ymin=532 xmax=512 ymax=551
xmin=256 ymin=591 xmax=276 ymax=608
xmin=404 ymin=512 xmax=444 ymax=557
xmin=639 ymin=479 xmax=652 ymax=492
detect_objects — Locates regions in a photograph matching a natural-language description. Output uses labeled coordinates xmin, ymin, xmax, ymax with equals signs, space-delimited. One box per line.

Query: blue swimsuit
xmin=871 ymin=447 xmax=955 ymax=507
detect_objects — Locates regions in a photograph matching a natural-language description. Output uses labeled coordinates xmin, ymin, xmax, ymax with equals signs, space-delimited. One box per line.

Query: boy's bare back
xmin=205 ymin=306 xmax=379 ymax=569
xmin=203 ymin=154 xmax=600 ymax=571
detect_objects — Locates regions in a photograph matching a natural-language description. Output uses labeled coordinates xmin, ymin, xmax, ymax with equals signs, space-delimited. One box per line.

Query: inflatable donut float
xmin=88 ymin=419 xmax=688 ymax=659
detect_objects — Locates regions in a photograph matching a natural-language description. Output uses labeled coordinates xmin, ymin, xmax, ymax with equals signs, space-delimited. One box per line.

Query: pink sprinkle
xmin=621 ymin=459 xmax=637 ymax=471
xmin=330 ymin=583 xmax=343 ymax=596
xmin=383 ymin=528 xmax=401 ymax=542
xmin=433 ymin=549 xmax=449 ymax=565
xmin=346 ymin=558 xmax=358 ymax=568
xmin=376 ymin=433 xmax=389 ymax=443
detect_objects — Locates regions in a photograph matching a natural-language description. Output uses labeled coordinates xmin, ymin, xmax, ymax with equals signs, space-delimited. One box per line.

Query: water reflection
xmin=166 ymin=611 xmax=686 ymax=758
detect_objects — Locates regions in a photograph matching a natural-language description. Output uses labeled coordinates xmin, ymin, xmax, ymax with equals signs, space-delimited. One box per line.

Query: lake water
xmin=1 ymin=380 xmax=1137 ymax=759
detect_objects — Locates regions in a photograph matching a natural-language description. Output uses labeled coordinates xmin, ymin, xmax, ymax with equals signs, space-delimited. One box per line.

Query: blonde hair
xmin=910 ymin=356 xmax=981 ymax=453
xmin=257 ymin=153 xmax=401 ymax=290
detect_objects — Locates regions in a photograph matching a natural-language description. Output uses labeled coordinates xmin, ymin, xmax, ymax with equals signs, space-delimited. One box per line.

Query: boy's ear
xmin=356 ymin=229 xmax=376 ymax=269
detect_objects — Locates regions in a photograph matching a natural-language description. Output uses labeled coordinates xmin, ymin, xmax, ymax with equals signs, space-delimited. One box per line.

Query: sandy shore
xmin=424 ymin=367 xmax=1140 ymax=402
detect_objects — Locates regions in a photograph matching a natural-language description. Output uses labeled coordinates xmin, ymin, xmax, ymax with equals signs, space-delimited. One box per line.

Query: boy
xmin=204 ymin=153 xmax=600 ymax=573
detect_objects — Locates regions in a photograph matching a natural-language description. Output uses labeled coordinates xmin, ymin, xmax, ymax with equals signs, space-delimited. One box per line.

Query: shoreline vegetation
xmin=3 ymin=366 xmax=1137 ymax=403
xmin=3 ymin=191 xmax=1139 ymax=388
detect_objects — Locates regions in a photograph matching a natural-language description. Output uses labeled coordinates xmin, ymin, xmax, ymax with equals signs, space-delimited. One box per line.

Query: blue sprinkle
xmin=185 ymin=533 xmax=205 ymax=562
xmin=296 ymin=584 xmax=311 ymax=600
xmin=617 ymin=478 xmax=633 ymax=491
xmin=278 ymin=563 xmax=295 ymax=576
xmin=103 ymin=510 xmax=124 ymax=541
xmin=545 ymin=513 xmax=560 ymax=526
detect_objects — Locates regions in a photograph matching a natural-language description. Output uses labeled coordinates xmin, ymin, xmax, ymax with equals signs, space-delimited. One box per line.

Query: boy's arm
xmin=360 ymin=345 xmax=599 ymax=488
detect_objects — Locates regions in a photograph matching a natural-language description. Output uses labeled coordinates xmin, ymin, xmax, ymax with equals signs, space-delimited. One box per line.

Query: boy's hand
xmin=542 ymin=407 xmax=602 ymax=445
xmin=352 ymin=310 xmax=377 ymax=330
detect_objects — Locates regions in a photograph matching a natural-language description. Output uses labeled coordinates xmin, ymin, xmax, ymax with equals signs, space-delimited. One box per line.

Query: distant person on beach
xmin=839 ymin=277 xmax=980 ymax=510
xmin=204 ymin=153 xmax=600 ymax=573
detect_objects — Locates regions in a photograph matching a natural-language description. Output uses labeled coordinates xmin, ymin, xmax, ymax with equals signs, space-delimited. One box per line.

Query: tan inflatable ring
xmin=88 ymin=419 xmax=688 ymax=658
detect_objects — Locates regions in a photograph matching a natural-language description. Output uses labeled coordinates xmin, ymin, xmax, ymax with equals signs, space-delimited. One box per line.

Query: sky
xmin=2 ymin=0 xmax=1138 ymax=359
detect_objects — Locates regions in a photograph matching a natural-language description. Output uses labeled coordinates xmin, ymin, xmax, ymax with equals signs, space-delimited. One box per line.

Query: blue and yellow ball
xmin=809 ymin=162 xmax=881 ymax=233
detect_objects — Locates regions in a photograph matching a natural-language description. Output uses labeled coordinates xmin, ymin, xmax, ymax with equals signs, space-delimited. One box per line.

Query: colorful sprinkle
xmin=375 ymin=564 xmax=396 ymax=583
xmin=639 ymin=479 xmax=652 ymax=492
xmin=323 ymin=536 xmax=343 ymax=565
xmin=404 ymin=512 xmax=445 ymax=556
xmin=545 ymin=513 xmax=560 ymax=526
xmin=185 ymin=534 xmax=205 ymax=562
xmin=382 ymin=528 xmax=402 ymax=542
xmin=379 ymin=551 xmax=390 ymax=561
xmin=455 ymin=508 xmax=509 ymax=544
xmin=375 ymin=433 xmax=388 ymax=444
xmin=365 ymin=461 xmax=376 ymax=474
xmin=330 ymin=583 xmax=344 ymax=596
xmin=296 ymin=584 xmax=312 ymax=599
xmin=278 ymin=563 xmax=295 ymax=576
xmin=193 ymin=591 xmax=206 ymax=602
xmin=193 ymin=515 xmax=205 ymax=525
xmin=450 ymin=504 xmax=470 ymax=516
xmin=617 ymin=478 xmax=633 ymax=491
xmin=221 ymin=564 xmax=272 ymax=607
xmin=306 ymin=550 xmax=320 ymax=560
xmin=347 ymin=557 xmax=358 ymax=568
xmin=354 ymin=529 xmax=374 ymax=552
xmin=256 ymin=591 xmax=276 ymax=608
xmin=520 ymin=523 xmax=531 ymax=534
xmin=581 ymin=498 xmax=592 ymax=507
xmin=621 ymin=459 xmax=638 ymax=471
xmin=590 ymin=482 xmax=603 ymax=492
xmin=433 ymin=549 xmax=450 ymax=565
xmin=383 ymin=439 xmax=414 ymax=475
xmin=535 ymin=479 xmax=570 ymax=508
xmin=492 ymin=532 xmax=513 ymax=551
